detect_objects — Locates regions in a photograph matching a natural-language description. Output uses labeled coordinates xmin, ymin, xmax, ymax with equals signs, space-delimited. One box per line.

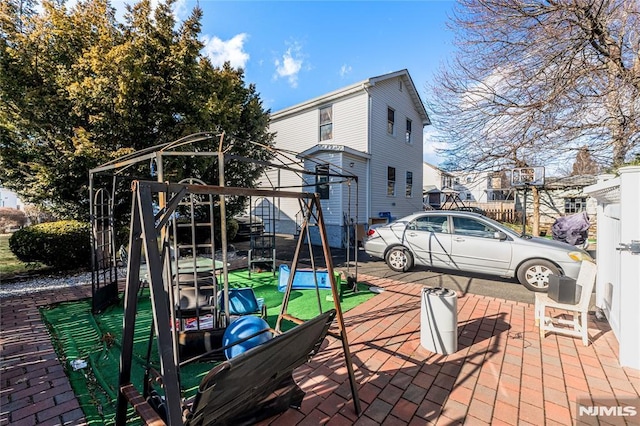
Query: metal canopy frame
xmin=115 ymin=180 xmax=361 ymax=425
xmin=89 ymin=132 xmax=362 ymax=313
xmin=89 ymin=132 xmax=225 ymax=313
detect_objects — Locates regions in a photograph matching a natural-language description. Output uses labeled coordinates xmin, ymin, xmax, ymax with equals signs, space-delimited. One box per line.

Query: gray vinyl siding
xmin=330 ymin=94 xmax=369 ymax=153
xmin=270 ymin=91 xmax=369 ymax=154
xmin=341 ymin=154 xmax=368 ymax=226
xmin=256 ymin=167 xmax=300 ymax=234
xmin=302 ymin=152 xmax=343 ymax=226
xmin=368 ymin=77 xmax=424 ymax=221
xmin=268 ymin=91 xmax=370 ymax=235
xmin=300 ymin=151 xmax=368 ymax=247
xmin=265 ymin=71 xmax=427 ymax=239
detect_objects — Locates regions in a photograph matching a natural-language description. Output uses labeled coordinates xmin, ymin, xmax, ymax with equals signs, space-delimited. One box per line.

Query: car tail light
xmin=367 ymin=229 xmax=376 ymax=237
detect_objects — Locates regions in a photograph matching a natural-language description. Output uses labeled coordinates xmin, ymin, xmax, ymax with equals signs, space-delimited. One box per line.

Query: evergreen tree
xmin=0 ymin=0 xmax=274 ymax=219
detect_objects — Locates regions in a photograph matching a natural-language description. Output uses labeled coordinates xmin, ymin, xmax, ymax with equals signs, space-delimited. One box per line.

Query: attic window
xmin=319 ymin=106 xmax=332 ymax=141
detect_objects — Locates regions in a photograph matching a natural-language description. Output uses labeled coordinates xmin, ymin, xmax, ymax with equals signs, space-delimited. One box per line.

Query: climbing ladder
xmin=248 ymin=196 xmax=276 ymax=277
xmin=169 ymin=178 xmax=219 ymax=330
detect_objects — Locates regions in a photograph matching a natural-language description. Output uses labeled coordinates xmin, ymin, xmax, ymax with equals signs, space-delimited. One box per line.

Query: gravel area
xmin=0 ymin=270 xmax=99 ymax=298
xmin=0 ymin=254 xmax=251 ymax=299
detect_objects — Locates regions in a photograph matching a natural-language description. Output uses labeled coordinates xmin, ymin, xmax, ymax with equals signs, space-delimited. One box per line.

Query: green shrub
xmin=9 ymin=220 xmax=90 ymax=270
xmin=227 ymin=218 xmax=239 ymax=241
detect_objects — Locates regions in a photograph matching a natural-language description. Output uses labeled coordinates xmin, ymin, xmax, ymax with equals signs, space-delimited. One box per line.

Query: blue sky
xmin=115 ymin=0 xmax=457 ymax=163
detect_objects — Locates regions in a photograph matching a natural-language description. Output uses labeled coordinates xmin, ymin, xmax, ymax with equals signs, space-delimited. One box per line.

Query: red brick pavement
xmin=1 ymin=275 xmax=638 ymax=425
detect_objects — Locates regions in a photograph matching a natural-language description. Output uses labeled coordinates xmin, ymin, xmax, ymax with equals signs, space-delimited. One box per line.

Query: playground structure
xmin=89 ymin=132 xmax=361 ymax=314
xmin=115 ymin=180 xmax=360 ymax=424
xmin=88 ymin=133 xmax=363 ymax=424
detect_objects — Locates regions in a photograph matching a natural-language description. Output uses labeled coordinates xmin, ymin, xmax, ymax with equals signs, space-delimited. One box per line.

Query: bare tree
xmin=428 ymin=0 xmax=640 ymax=172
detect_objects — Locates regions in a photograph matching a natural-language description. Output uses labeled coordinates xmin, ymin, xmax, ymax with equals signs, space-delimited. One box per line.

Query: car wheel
xmin=385 ymin=246 xmax=413 ymax=272
xmin=517 ymin=259 xmax=560 ymax=292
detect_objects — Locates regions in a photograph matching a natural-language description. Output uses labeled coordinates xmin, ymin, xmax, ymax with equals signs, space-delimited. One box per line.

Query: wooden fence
xmin=484 ymin=208 xmax=522 ymax=224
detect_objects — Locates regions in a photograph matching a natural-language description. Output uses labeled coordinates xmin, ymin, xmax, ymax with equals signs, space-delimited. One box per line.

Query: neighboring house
xmin=422 ymin=162 xmax=454 ymax=209
xmin=422 ymin=164 xmax=514 ymax=208
xmin=0 ymin=187 xmax=24 ymax=210
xmin=518 ymin=174 xmax=598 ymax=233
xmin=451 ymin=171 xmax=486 ymax=203
xmin=449 ymin=170 xmax=514 ymax=203
xmin=261 ymin=69 xmax=430 ymax=248
xmin=422 ymin=165 xmax=596 ymax=235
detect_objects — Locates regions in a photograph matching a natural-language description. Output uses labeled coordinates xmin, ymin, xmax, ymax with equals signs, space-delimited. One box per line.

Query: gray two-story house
xmin=260 ymin=69 xmax=430 ymax=247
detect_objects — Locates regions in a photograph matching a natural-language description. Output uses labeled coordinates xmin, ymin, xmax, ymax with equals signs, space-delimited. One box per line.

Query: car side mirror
xmin=494 ymin=231 xmax=508 ymax=241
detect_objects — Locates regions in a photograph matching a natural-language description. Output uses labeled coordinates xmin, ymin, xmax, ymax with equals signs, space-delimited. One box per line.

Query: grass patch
xmin=40 ymin=270 xmax=375 ymax=424
xmin=0 ymin=233 xmax=51 ymax=281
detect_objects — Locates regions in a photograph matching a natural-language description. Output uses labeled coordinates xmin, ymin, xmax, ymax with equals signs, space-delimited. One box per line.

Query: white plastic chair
xmin=535 ymin=260 xmax=597 ymax=346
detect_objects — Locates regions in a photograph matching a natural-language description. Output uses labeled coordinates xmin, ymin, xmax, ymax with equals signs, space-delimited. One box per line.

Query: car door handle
xmin=408 ymin=232 xmax=417 ymax=237
xmin=453 ymin=237 xmax=465 ymax=242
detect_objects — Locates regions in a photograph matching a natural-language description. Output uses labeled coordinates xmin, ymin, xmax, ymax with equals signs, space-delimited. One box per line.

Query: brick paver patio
xmin=2 ymin=274 xmax=639 ymax=425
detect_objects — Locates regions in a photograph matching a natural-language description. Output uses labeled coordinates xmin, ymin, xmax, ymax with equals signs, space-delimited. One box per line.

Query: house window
xmin=405 ymin=119 xmax=412 ymax=143
xmin=387 ymin=108 xmax=395 ymax=135
xmin=565 ymin=197 xmax=587 ymax=214
xmin=466 ymin=177 xmax=472 ymax=183
xmin=465 ymin=193 xmax=472 ymax=201
xmin=441 ymin=176 xmax=451 ymax=188
xmin=405 ymin=171 xmax=413 ymax=197
xmin=319 ymin=106 xmax=332 ymax=141
xmin=316 ymin=164 xmax=330 ymax=199
xmin=387 ymin=167 xmax=396 ymax=196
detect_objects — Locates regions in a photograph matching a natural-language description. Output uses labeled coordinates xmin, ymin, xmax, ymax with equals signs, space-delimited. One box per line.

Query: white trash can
xmin=420 ymin=287 xmax=458 ymax=355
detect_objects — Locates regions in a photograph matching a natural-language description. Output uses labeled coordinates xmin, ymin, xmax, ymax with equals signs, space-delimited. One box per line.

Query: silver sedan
xmin=363 ymin=211 xmax=593 ymax=291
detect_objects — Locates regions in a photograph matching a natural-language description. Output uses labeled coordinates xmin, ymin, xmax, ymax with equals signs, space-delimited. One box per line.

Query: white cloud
xmin=274 ymin=43 xmax=304 ymax=88
xmin=171 ymin=0 xmax=190 ymax=22
xmin=202 ymin=33 xmax=250 ymax=69
xmin=423 ymin=127 xmax=448 ymax=165
xmin=339 ymin=64 xmax=352 ymax=77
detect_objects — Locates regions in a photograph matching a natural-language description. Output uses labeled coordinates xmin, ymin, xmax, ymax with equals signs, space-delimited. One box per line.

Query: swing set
xmin=88 ymin=133 xmax=363 ymax=425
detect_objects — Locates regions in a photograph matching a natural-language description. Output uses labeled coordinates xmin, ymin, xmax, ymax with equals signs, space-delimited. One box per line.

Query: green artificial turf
xmin=41 ymin=269 xmax=374 ymax=425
